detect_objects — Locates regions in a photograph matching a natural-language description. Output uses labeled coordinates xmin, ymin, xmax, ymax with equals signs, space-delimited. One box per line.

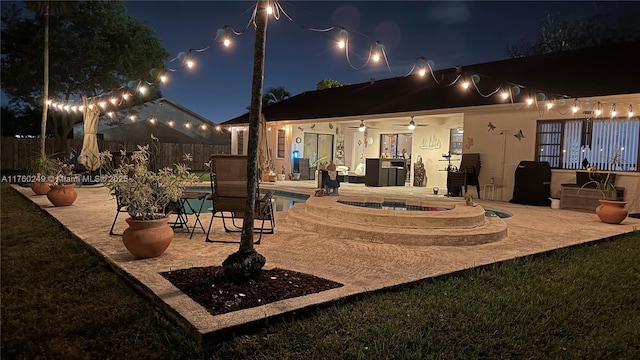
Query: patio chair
xmin=205 ymin=155 xmax=275 ymax=244
xmin=109 ymin=191 xmax=128 ymax=235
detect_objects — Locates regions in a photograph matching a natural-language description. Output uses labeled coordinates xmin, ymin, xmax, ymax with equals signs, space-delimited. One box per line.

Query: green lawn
xmin=2 ymin=183 xmax=639 ymax=359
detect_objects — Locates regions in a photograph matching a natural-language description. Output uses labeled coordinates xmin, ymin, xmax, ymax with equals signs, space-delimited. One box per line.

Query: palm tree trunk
xmin=39 ymin=3 xmax=50 ymax=158
xmin=240 ymin=0 xmax=268 ymax=252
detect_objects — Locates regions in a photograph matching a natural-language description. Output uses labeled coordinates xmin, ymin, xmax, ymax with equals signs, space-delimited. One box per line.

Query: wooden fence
xmin=0 ymin=137 xmax=230 ymax=172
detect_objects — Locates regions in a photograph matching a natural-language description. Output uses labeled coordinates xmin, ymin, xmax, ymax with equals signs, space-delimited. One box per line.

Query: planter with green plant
xmin=579 ymin=150 xmax=627 ymax=224
xmin=101 ymin=138 xmax=199 ymax=259
xmin=28 ymin=154 xmax=59 ymax=195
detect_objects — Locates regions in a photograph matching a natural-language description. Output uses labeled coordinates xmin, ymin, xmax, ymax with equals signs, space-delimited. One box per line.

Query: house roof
xmin=223 ymin=40 xmax=640 ymax=125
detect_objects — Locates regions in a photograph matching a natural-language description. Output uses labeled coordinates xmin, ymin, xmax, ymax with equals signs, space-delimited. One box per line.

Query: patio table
xmin=170 ymin=191 xmax=209 ymax=239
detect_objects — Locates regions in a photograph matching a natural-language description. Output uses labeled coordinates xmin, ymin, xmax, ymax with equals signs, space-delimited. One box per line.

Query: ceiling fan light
xmin=408 ymin=122 xmax=416 ymax=130
xmin=358 ymin=125 xmax=366 ymax=132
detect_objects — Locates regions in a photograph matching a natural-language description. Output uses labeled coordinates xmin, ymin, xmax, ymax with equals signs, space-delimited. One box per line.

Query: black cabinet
xmin=365 ymin=158 xmax=407 ymax=187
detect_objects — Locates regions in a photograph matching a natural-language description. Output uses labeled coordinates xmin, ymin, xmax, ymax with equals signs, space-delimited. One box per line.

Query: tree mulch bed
xmin=161 ymin=267 xmax=344 ymax=316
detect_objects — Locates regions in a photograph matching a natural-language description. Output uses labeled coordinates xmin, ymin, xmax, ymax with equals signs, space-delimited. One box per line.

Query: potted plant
xmin=28 ymin=154 xmax=60 ymax=195
xmin=46 ymin=159 xmax=80 ymax=207
xmin=101 ymin=139 xmax=199 ymax=259
xmin=579 ymin=150 xmax=627 ymax=224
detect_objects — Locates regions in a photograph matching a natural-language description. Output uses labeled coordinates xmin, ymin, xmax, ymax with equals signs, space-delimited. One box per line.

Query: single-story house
xmin=223 ymin=41 xmax=640 ymax=213
xmin=72 ymin=97 xmax=230 ymax=146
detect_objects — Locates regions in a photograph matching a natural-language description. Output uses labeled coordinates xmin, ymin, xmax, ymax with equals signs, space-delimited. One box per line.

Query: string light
xmin=167 ymin=119 xmax=175 ymax=127
xmin=43 ymin=0 xmax=639 ymax=124
xmin=129 ymin=115 xmax=137 ymax=122
xmin=200 ymin=124 xmax=207 ymax=130
xmin=216 ymin=125 xmax=222 ymax=131
xmin=107 ymin=111 xmax=115 ymax=117
xmin=148 ymin=117 xmax=157 ymax=124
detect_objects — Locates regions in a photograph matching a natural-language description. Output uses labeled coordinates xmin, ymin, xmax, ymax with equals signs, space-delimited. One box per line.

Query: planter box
xmin=560 ymin=184 xmax=624 ymax=212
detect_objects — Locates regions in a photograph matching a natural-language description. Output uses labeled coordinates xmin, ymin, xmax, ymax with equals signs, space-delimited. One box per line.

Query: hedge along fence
xmin=1 ymin=137 xmax=230 ymax=173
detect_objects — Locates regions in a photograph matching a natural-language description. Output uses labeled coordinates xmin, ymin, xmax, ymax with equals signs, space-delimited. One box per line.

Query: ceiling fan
xmin=394 ymin=116 xmax=429 ymax=130
xmin=348 ymin=120 xmax=378 ymax=132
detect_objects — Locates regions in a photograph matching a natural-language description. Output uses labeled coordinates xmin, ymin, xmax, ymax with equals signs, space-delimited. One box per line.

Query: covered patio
xmin=12 ymin=181 xmax=639 ymax=344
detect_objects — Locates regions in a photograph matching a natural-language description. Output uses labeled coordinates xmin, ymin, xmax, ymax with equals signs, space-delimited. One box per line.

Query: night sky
xmin=4 ymin=1 xmax=640 ymax=124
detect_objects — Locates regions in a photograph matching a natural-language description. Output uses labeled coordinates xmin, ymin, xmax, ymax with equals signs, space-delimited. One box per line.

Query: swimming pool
xmin=270 ymin=191 xmax=512 ymax=218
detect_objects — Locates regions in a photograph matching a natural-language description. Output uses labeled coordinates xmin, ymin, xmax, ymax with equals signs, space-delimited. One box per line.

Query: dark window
xmin=277 ymin=129 xmax=285 ymax=158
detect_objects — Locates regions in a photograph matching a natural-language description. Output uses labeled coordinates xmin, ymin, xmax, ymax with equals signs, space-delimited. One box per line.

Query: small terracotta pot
xmin=46 ymin=184 xmax=77 ymax=206
xmin=30 ymin=181 xmax=51 ymax=195
xmin=596 ymin=199 xmax=628 ymax=224
xmin=122 ymin=217 xmax=173 ymax=259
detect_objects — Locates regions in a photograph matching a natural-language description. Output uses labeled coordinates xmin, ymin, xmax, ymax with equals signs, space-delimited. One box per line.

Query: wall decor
xmin=295 ymin=137 xmax=302 ymax=143
xmin=487 ymin=122 xmax=496 ymax=131
xmin=514 ymin=130 xmax=525 ymax=141
xmin=419 ymin=135 xmax=442 ymax=150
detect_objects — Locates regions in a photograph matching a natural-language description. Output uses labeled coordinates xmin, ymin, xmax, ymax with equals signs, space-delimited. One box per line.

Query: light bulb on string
xmin=461 ymin=80 xmax=469 ymax=90
xmin=337 ymin=28 xmax=348 ymax=50
xmin=46 ymin=99 xmax=52 ymax=105
xmin=372 ymin=53 xmax=380 ymax=62
xmin=159 ymin=75 xmax=168 ymax=83
xmin=167 ymin=119 xmax=175 ymax=127
xmin=611 ymin=104 xmax=617 ymax=118
xmin=107 ymin=111 xmax=115 ymax=118
xmin=88 ymin=104 xmax=95 ymax=110
xmin=418 ymin=67 xmax=427 ymax=77
xmin=129 ymin=115 xmax=137 ymax=122
xmin=99 ymin=101 xmax=107 ymax=109
xmin=64 ymin=104 xmax=71 ymax=112
xmin=546 ymin=102 xmax=553 ymax=110
xmin=629 ymin=105 xmax=634 ymax=118
xmin=110 ymin=97 xmax=118 ymax=105
xmin=595 ymin=102 xmax=602 ymax=117
xmin=215 ymin=125 xmax=222 ymax=131
xmin=78 ymin=105 xmax=85 ymax=112
xmin=71 ymin=105 xmax=78 ymax=112
xmin=500 ymin=92 xmax=509 ymax=100
xmin=186 ymin=59 xmax=194 ymax=69
xmin=267 ymin=5 xmax=273 ymax=15
xmin=148 ymin=117 xmax=157 ymax=124
xmin=122 ymin=93 xmax=130 ymax=101
xmin=200 ymin=124 xmax=207 ymax=130
xmin=526 ymin=98 xmax=534 ymax=106
xmin=138 ymin=85 xmax=147 ymax=95
xmin=223 ymin=38 xmax=231 ymax=47
xmin=185 ymin=122 xmax=192 ymax=129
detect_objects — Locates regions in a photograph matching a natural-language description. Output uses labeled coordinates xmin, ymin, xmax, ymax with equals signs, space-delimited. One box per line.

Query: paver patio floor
xmin=12 ymin=182 xmax=639 ymax=344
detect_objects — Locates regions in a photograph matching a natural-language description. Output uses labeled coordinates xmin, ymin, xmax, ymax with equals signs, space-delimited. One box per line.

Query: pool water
xmin=183 ymin=188 xmax=511 ymax=218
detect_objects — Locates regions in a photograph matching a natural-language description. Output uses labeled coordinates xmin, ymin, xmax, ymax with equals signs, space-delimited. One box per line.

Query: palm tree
xmin=263 ymin=86 xmax=291 ymax=107
xmin=25 ymin=1 xmax=72 ymax=158
xmin=221 ymin=0 xmax=268 ymax=283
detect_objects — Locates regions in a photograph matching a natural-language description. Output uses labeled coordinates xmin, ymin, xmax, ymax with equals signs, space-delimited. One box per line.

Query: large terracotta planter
xmin=596 ymin=199 xmax=628 ymax=224
xmin=122 ymin=217 xmax=173 ymax=259
xmin=46 ymin=184 xmax=77 ymax=206
xmin=30 ymin=181 xmax=51 ymax=195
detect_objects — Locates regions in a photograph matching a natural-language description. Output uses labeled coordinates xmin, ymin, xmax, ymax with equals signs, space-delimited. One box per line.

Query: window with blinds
xmin=277 ymin=129 xmax=285 ymax=158
xmin=535 ymin=119 xmax=639 ymax=171
xmin=236 ymin=131 xmax=244 ymax=155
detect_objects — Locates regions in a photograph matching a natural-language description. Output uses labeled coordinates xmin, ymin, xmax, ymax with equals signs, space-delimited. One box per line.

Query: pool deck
xmin=12 ymin=181 xmax=640 ymax=345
